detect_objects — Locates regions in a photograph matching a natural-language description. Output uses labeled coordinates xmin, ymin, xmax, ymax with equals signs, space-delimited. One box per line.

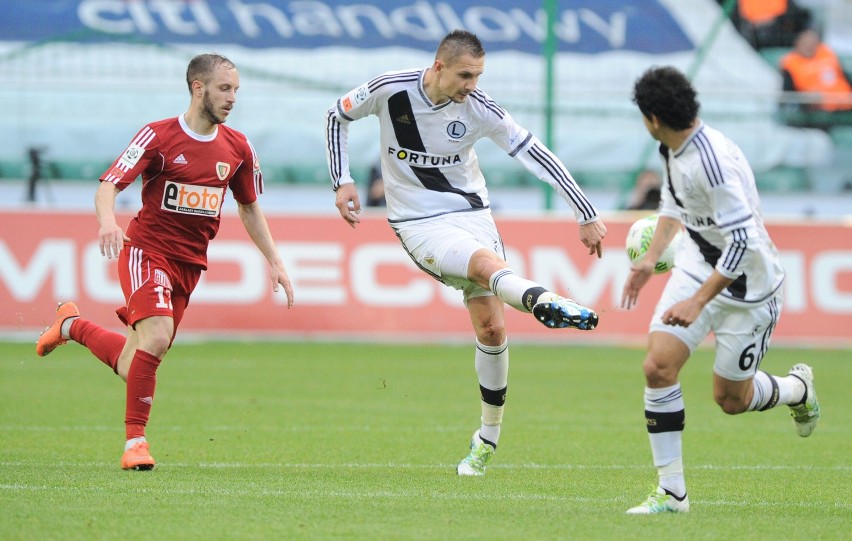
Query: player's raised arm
xmin=620 ymin=215 xmax=680 ymax=309
xmin=482 ymin=103 xmax=606 ymax=257
xmin=514 ymin=137 xmax=607 ymax=257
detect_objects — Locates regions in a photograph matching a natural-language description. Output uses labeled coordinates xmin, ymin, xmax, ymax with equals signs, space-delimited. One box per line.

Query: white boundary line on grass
xmin=1 ymin=482 xmax=850 ymax=510
xmin=1 ymin=460 xmax=850 ymax=471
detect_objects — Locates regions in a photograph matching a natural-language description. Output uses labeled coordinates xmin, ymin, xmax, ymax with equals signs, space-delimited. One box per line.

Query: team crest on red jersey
xmin=216 ymin=162 xmax=231 ymax=181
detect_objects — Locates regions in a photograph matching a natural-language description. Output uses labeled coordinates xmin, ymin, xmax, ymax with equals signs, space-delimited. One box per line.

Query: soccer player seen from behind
xmin=325 ymin=30 xmax=608 ymax=476
xmin=36 ymin=53 xmax=295 ymax=470
xmin=621 ymin=66 xmax=820 ymax=514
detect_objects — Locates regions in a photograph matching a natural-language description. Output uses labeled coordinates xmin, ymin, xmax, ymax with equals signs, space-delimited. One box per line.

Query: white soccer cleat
xmin=456 ymin=430 xmax=495 ymax=476
xmin=787 ymin=363 xmax=820 ymax=437
xmin=626 ymin=486 xmax=690 ymax=514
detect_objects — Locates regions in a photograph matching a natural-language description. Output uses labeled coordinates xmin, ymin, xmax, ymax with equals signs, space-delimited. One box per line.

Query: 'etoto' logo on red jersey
xmin=161 ymin=181 xmax=224 ymax=217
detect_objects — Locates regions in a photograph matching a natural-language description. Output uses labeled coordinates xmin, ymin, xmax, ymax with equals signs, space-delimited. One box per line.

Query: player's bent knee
xmin=714 ymin=395 xmax=749 ymax=415
xmin=139 ymin=333 xmax=171 ymax=358
xmin=476 ymin=324 xmax=506 ymax=346
xmin=642 ymin=356 xmax=678 ymax=387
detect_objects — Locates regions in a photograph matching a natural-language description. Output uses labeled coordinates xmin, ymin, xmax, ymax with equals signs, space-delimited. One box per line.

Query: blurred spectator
xmin=730 ymin=0 xmax=812 ymax=49
xmin=779 ymin=28 xmax=852 ymax=126
xmin=26 ymin=146 xmax=46 ymax=202
xmin=624 ymin=169 xmax=662 ymax=211
xmin=365 ymin=162 xmax=386 ymax=207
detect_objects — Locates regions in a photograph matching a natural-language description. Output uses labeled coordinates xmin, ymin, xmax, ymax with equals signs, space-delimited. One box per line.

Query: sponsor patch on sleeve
xmin=108 ymin=167 xmax=125 ymax=180
xmin=341 ymin=84 xmax=370 ymax=113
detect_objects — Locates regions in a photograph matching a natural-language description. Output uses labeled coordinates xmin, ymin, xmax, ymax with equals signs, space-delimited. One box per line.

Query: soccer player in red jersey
xmin=36 ymin=53 xmax=295 ymax=470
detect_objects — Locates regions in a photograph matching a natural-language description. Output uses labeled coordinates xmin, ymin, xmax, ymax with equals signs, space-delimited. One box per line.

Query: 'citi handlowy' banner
xmin=0 ymin=0 xmax=691 ymax=54
xmin=2 ymin=211 xmax=850 ymax=345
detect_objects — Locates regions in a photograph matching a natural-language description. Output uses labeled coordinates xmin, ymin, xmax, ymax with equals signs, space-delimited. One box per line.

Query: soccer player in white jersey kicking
xmin=325 ymin=30 xmax=607 ymax=476
xmin=621 ymin=66 xmax=820 ymax=514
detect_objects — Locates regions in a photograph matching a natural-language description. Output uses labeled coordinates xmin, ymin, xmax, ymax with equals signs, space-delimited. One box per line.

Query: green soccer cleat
xmin=787 ymin=363 xmax=820 ymax=437
xmin=456 ymin=430 xmax=495 ymax=476
xmin=626 ymin=487 xmax=690 ymax=514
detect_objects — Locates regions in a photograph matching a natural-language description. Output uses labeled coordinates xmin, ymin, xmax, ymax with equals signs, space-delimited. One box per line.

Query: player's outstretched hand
xmin=620 ymin=262 xmax=654 ymax=310
xmin=99 ymin=221 xmax=129 ymax=260
xmin=335 ymin=183 xmax=362 ymax=229
xmin=579 ymin=219 xmax=607 ymax=258
xmin=660 ymin=298 xmax=701 ymax=328
xmin=271 ymin=262 xmax=295 ymax=308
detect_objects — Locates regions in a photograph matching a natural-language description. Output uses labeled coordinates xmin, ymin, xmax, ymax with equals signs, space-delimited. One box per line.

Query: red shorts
xmin=116 ymin=246 xmax=202 ymax=331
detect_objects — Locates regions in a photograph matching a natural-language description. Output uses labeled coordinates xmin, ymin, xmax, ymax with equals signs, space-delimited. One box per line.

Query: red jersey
xmin=100 ymin=115 xmax=263 ymax=269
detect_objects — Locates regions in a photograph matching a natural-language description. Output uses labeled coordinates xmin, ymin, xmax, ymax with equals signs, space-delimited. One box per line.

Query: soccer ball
xmin=625 ymin=214 xmax=682 ymax=274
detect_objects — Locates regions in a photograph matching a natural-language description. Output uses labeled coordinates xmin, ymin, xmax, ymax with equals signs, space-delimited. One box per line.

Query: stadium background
xmin=1 ymin=0 xmax=851 ymax=345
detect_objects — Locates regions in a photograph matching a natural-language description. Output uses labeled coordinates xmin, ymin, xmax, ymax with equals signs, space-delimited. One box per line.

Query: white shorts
xmin=391 ymin=210 xmax=505 ymax=302
xmin=650 ymin=269 xmax=783 ymax=381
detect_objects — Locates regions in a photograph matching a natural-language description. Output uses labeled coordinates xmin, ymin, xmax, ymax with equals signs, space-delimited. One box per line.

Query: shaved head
xmin=436 ymin=30 xmax=485 ymax=66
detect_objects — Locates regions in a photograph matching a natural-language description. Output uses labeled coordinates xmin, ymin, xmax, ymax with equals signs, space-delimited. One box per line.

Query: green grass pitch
xmin=1 ymin=340 xmax=849 ymax=540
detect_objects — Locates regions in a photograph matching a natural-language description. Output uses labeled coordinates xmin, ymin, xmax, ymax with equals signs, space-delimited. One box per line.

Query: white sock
xmin=644 ymin=384 xmax=686 ymax=497
xmin=778 ymin=373 xmax=807 ymax=405
xmin=479 ymin=408 xmax=501 ymax=446
xmin=60 ymin=317 xmax=79 ymax=340
xmin=658 ymin=458 xmax=687 ymax=498
xmin=749 ymin=371 xmax=806 ymax=411
xmin=488 ymin=269 xmax=552 ymax=312
xmin=475 ymin=340 xmax=508 ymax=446
xmin=124 ymin=436 xmax=147 ymax=451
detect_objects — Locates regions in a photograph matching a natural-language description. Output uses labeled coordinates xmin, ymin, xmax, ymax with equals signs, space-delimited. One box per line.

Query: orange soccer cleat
xmin=121 ymin=440 xmax=156 ymax=471
xmin=36 ymin=301 xmax=80 ymax=357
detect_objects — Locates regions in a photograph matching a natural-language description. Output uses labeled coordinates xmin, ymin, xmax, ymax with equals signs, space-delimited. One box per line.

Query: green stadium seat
xmin=828 ymin=126 xmax=852 ymax=189
xmin=0 ymin=160 xmax=28 ymax=179
xmin=829 ymin=125 xmax=852 ymax=147
xmin=759 ymin=47 xmax=790 ymax=68
xmin=755 ymin=167 xmax=809 ymax=192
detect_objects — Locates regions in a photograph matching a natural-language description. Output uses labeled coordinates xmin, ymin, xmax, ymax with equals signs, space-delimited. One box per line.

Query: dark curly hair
xmin=632 ymin=66 xmax=700 ymax=131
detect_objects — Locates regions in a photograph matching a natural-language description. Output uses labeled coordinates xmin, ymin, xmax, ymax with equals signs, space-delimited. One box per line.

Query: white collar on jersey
xmin=178 ymin=113 xmax=218 ymax=142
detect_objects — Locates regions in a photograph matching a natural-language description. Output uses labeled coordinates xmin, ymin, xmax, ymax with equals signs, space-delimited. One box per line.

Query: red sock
xmin=125 ymin=349 xmax=161 ymax=440
xmin=69 ymin=319 xmax=125 ymax=373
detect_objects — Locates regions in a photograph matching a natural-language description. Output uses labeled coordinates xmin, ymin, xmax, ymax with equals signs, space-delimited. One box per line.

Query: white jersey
xmin=658 ymin=121 xmax=785 ymax=305
xmin=325 ymin=68 xmax=599 ymax=224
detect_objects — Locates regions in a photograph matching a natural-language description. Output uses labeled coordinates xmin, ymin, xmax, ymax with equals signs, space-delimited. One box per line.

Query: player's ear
xmin=191 ymin=79 xmax=204 ymax=98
